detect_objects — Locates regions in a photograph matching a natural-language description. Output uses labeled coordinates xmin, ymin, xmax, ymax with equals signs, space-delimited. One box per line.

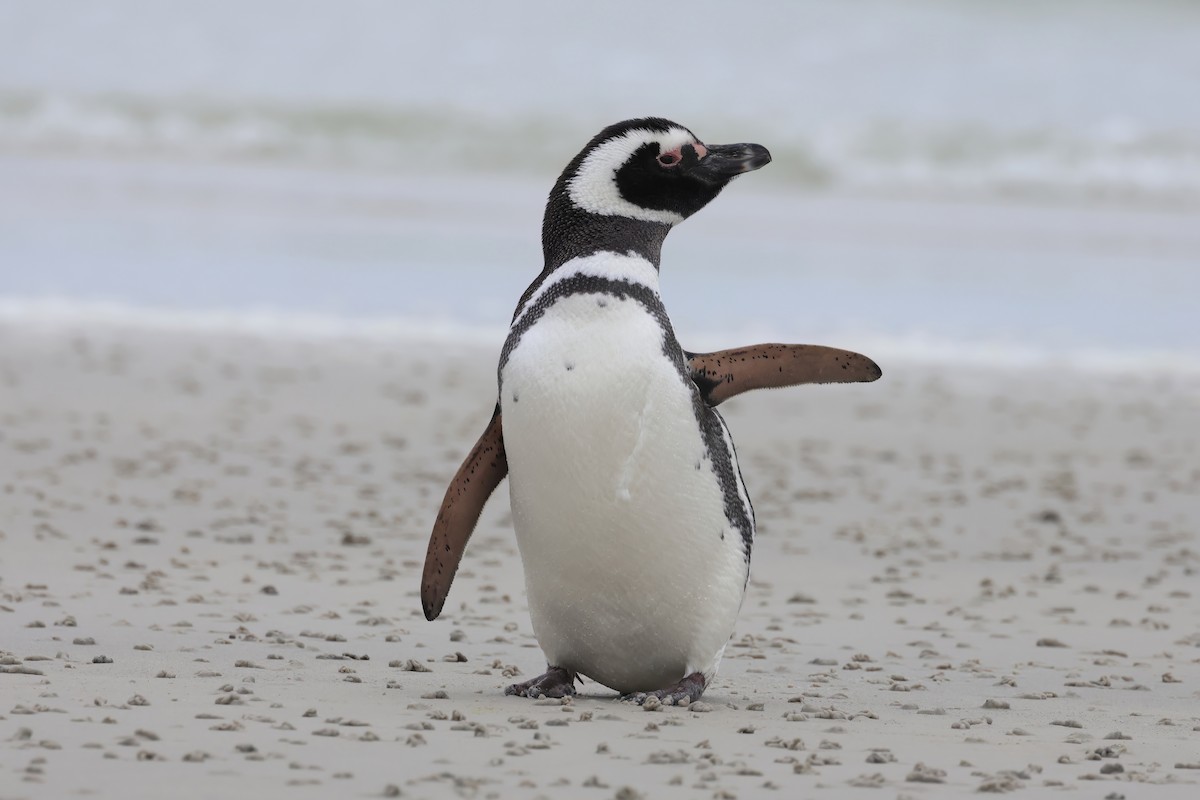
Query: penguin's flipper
xmin=421 ymin=405 xmax=508 ymax=621
xmin=688 ymin=344 xmax=882 ymax=407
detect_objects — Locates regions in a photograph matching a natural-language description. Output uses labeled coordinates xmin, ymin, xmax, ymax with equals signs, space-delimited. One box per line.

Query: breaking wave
xmin=4 ymin=91 xmax=1200 ymax=208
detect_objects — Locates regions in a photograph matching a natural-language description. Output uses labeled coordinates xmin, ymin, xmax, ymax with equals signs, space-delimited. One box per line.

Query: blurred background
xmin=1 ymin=0 xmax=1197 ymax=367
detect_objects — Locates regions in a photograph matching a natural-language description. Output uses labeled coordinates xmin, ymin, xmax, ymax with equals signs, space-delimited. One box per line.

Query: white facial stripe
xmin=511 ymin=252 xmax=660 ymax=330
xmin=567 ymin=127 xmax=696 ymax=225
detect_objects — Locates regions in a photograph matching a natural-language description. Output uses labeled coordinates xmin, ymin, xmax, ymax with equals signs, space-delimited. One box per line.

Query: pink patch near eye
xmin=693 ymin=142 xmax=708 ymax=159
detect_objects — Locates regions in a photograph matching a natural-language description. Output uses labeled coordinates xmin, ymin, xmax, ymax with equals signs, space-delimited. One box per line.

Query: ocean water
xmin=1 ymin=0 xmax=1198 ymax=369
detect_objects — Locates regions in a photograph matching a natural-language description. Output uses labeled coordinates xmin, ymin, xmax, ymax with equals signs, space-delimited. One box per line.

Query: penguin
xmin=422 ymin=117 xmax=881 ymax=705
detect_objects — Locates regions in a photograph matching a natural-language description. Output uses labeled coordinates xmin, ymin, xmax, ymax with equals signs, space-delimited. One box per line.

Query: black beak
xmin=690 ymin=142 xmax=771 ymax=184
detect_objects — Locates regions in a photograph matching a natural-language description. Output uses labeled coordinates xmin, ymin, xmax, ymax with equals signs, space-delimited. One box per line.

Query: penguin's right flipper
xmin=688 ymin=344 xmax=881 ymax=407
xmin=421 ymin=405 xmax=508 ymax=621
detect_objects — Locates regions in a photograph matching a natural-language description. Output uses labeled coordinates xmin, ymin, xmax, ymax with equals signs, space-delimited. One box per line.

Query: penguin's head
xmin=557 ymin=117 xmax=771 ymax=226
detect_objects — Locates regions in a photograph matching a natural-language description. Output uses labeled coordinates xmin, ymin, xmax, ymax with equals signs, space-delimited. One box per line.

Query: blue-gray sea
xmin=1 ymin=0 xmax=1197 ymax=369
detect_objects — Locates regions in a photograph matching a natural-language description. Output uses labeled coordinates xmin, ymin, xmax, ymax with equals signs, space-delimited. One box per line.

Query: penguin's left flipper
xmin=688 ymin=344 xmax=881 ymax=407
xmin=421 ymin=405 xmax=507 ymax=621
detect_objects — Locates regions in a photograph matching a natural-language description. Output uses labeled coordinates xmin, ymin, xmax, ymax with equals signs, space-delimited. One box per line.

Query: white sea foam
xmin=4 ymin=297 xmax=1198 ymax=377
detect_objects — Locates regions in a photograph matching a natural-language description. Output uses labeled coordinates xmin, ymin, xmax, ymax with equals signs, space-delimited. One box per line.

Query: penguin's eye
xmin=657 ymin=152 xmax=679 ymax=167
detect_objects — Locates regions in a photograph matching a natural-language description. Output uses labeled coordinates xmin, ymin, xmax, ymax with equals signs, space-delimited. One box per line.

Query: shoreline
xmin=5 ymin=298 xmax=1200 ymax=379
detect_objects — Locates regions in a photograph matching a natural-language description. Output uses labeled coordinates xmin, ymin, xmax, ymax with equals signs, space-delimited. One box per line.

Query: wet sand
xmin=2 ymin=321 xmax=1198 ymax=798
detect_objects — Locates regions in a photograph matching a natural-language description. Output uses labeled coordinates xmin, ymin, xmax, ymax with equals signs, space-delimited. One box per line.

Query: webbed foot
xmin=504 ymin=665 xmax=577 ymax=699
xmin=620 ymin=672 xmax=706 ymax=706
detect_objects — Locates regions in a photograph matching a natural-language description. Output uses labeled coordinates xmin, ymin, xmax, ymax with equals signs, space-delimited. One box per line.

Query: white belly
xmin=500 ymin=291 xmax=749 ymax=693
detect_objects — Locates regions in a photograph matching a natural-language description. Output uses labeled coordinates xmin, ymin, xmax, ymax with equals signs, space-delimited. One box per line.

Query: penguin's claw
xmin=505 ymin=666 xmax=577 ymax=699
xmin=619 ymin=672 xmax=706 ymax=706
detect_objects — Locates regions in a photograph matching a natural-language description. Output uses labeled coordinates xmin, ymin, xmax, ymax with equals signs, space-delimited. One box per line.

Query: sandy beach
xmin=2 ymin=321 xmax=1198 ymax=799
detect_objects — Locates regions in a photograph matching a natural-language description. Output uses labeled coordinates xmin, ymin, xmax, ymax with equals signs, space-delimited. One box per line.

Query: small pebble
xmin=907 ymin=762 xmax=947 ymax=783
